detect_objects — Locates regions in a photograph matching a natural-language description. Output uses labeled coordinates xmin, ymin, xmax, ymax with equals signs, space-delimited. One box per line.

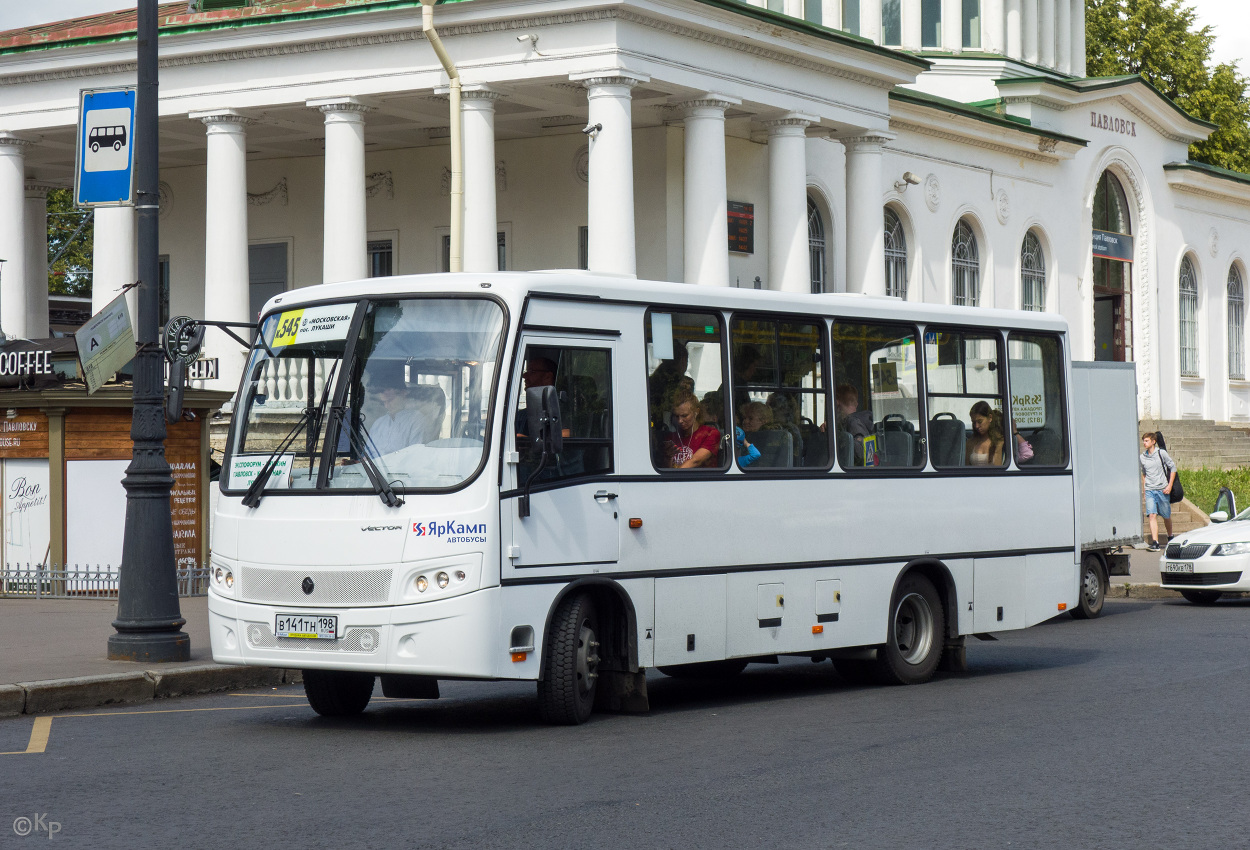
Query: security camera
xmin=902 ymin=171 xmax=921 ymax=185
xmin=582 ymin=122 xmax=602 ymax=136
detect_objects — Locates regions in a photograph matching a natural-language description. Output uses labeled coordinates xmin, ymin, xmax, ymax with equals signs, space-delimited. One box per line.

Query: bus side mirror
xmin=525 ymin=385 xmax=563 ymax=455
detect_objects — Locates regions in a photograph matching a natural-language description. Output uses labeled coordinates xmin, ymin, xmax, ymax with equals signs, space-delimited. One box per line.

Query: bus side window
xmin=831 ymin=320 xmax=924 ymax=469
xmin=924 ymin=328 xmax=1006 ymax=469
xmin=516 ymin=345 xmax=613 ymax=483
xmin=646 ymin=310 xmax=727 ymax=471
xmin=1008 ymin=333 xmax=1069 ymax=467
xmin=730 ymin=315 xmax=829 ymax=469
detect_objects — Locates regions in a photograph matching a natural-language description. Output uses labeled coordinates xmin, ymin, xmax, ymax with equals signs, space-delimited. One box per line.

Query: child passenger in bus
xmin=966 ymin=400 xmax=1006 ymax=466
xmin=666 ymin=391 xmax=720 ymax=468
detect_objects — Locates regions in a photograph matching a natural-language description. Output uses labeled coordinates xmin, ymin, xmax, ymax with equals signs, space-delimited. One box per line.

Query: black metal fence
xmin=0 ymin=564 xmax=210 ymax=599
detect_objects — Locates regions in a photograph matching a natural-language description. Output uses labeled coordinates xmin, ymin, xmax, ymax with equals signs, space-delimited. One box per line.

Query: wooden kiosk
xmin=0 ymin=339 xmax=230 ymax=569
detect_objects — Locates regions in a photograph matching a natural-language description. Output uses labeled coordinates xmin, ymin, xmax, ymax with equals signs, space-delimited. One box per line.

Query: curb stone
xmin=6 ymin=666 xmax=302 ymax=716
xmin=0 ymin=684 xmax=24 ymax=717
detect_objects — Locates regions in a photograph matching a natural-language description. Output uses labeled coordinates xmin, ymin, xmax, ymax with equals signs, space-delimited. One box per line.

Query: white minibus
xmin=208 ymin=272 xmax=1080 ymax=724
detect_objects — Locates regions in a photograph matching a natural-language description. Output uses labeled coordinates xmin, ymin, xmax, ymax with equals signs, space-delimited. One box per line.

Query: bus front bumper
xmin=207 ymin=587 xmax=516 ymax=680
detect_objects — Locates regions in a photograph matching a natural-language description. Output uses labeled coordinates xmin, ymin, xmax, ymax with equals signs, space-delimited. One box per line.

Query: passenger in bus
xmin=517 ymin=355 xmax=570 ymax=440
xmin=701 ymin=390 xmax=725 ymax=430
xmin=739 ymin=400 xmax=773 ymax=434
xmin=409 ymin=384 xmax=447 ymax=442
xmin=966 ymin=400 xmax=1006 ymax=466
xmin=730 ymin=344 xmax=762 ymax=413
xmin=1011 ymin=420 xmax=1034 ymax=464
xmin=833 ymin=383 xmax=873 ymax=465
xmin=666 ymin=390 xmax=720 ymax=469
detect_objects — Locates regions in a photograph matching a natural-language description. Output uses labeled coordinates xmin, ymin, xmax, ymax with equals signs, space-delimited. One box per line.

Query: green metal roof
xmin=890 ymin=87 xmax=1088 ymax=147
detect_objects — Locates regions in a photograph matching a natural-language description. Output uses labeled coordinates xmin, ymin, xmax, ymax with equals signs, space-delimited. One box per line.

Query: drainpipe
xmin=421 ymin=0 xmax=463 ymax=272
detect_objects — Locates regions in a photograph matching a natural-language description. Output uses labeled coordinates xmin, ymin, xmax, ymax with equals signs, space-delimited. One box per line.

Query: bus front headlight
xmin=436 ymin=572 xmax=450 ymax=589
xmin=416 ymin=575 xmax=428 ymax=593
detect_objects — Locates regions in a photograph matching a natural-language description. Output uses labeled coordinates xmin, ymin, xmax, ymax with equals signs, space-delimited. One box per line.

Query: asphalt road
xmin=3 ymin=597 xmax=1248 ymax=850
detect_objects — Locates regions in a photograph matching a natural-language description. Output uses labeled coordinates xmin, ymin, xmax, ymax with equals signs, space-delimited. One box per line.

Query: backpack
xmin=1154 ymin=430 xmax=1167 ymax=452
xmin=1161 ymin=447 xmax=1185 ymax=504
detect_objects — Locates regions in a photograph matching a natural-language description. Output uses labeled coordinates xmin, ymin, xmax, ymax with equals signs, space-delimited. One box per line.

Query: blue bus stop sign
xmin=74 ymin=87 xmax=136 ymax=207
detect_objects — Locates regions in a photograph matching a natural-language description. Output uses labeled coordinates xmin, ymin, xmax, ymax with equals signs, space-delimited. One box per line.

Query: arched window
xmin=952 ymin=219 xmax=980 ymax=306
xmin=1093 ymin=170 xmax=1133 ymax=361
xmin=808 ymin=197 xmax=827 ymax=294
xmin=1229 ymin=265 xmax=1245 ymax=380
xmin=1021 ymin=230 xmax=1045 ymax=311
xmin=1179 ymin=256 xmax=1200 ymax=377
xmin=884 ymin=207 xmax=908 ymax=299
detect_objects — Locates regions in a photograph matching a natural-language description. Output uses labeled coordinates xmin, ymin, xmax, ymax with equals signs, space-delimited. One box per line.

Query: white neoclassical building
xmin=0 ymin=0 xmax=1248 ymax=421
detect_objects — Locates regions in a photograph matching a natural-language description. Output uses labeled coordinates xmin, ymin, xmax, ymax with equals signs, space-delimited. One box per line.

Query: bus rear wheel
xmin=302 ymin=669 xmax=375 ymax=717
xmin=1181 ymin=589 xmax=1223 ymax=605
xmin=537 ymin=593 xmax=600 ymax=725
xmin=1071 ymin=554 xmax=1107 ymax=619
xmin=875 ymin=573 xmax=944 ymax=685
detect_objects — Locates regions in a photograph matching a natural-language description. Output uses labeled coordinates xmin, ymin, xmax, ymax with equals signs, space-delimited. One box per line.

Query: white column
xmin=843 ymin=133 xmax=893 ymax=296
xmin=680 ymin=95 xmax=738 ymax=287
xmin=1056 ymin=0 xmax=1071 ymax=73
xmin=1071 ymin=0 xmax=1086 ymax=76
xmin=942 ymin=0 xmax=962 ymax=51
xmin=92 ymin=206 xmax=137 ymax=330
xmin=308 ymin=98 xmax=370 ymax=284
xmin=766 ymin=115 xmax=816 ymax=294
xmin=983 ymin=0 xmax=1004 ymax=54
xmin=1005 ymin=0 xmax=1022 ymax=59
xmin=902 ymin=0 xmax=921 ymax=50
xmin=572 ymin=71 xmax=648 ymax=277
xmin=1039 ymin=0 xmax=1056 ymax=68
xmin=0 ymin=136 xmax=30 ymax=340
xmin=24 ymin=185 xmax=49 ymax=338
xmin=861 ymin=0 xmax=882 ymax=43
xmin=192 ymin=111 xmax=253 ymax=391
xmin=459 ymin=87 xmax=502 ymax=274
xmin=1023 ymin=0 xmax=1039 ymax=64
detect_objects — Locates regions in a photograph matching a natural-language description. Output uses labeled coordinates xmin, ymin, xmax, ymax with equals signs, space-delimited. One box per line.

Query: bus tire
xmin=537 ymin=593 xmax=600 ymax=725
xmin=657 ymin=659 xmax=748 ymax=679
xmin=875 ymin=573 xmax=944 ymax=685
xmin=302 ymin=669 xmax=375 ymax=717
xmin=1180 ymin=589 xmax=1223 ymax=605
xmin=1071 ymin=554 xmax=1107 ymax=619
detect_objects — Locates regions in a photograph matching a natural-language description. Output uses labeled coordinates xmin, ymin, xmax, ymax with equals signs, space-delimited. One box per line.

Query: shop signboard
xmin=1092 ymin=229 xmax=1134 ymax=263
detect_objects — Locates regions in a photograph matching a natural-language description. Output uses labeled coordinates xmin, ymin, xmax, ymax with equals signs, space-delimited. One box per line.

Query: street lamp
xmin=107 ymin=0 xmax=189 ymax=662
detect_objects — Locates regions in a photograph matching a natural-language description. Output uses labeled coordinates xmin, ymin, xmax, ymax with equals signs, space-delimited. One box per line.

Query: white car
xmin=1160 ymin=488 xmax=1248 ymax=604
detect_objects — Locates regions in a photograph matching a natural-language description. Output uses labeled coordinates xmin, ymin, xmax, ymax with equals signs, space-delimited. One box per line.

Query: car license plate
xmin=1165 ymin=561 xmax=1194 ymax=574
xmin=275 ymin=614 xmax=338 ymax=640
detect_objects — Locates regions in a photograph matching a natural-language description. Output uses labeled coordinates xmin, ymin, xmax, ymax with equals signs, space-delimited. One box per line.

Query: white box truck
xmin=1070 ymin=361 xmax=1142 ymax=618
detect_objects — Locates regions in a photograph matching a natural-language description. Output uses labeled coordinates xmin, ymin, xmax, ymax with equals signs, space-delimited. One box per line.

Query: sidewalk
xmin=1 ymin=596 xmax=298 ymax=717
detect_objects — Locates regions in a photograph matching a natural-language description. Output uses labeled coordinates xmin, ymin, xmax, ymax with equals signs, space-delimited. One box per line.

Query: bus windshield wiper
xmin=241 ymin=409 xmax=311 ymax=509
xmin=334 ymin=409 xmax=404 ymax=508
xmin=242 ymin=361 xmax=338 ymax=507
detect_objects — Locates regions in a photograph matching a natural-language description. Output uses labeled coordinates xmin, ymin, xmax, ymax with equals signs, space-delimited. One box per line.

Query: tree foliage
xmin=45 ymin=188 xmax=93 ymax=298
xmin=1086 ymin=0 xmax=1250 ymax=173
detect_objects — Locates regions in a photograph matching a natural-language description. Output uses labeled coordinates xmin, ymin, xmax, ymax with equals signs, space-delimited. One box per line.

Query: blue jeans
xmin=1145 ymin=489 xmax=1171 ymax=518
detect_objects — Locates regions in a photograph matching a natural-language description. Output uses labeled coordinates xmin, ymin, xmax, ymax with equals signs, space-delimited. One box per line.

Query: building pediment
xmin=995 ymin=75 xmax=1212 ymax=145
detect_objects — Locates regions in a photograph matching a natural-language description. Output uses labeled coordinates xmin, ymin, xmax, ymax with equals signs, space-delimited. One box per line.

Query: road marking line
xmin=56 ymin=703 xmax=310 ymax=718
xmin=0 ymin=717 xmax=52 ymax=755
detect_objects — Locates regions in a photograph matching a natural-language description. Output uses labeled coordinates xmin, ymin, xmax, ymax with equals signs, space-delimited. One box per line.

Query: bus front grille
xmin=240 ymin=567 xmax=393 ymax=606
xmin=1160 ymin=571 xmax=1242 ymax=586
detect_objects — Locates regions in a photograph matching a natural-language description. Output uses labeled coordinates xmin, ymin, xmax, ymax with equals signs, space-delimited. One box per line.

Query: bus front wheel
xmin=302 ymin=669 xmax=375 ymax=717
xmin=537 ymin=593 xmax=600 ymax=725
xmin=875 ymin=573 xmax=944 ymax=685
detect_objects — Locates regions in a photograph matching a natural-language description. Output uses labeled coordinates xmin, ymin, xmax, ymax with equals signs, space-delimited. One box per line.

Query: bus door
xmin=503 ymin=336 xmax=619 ymax=568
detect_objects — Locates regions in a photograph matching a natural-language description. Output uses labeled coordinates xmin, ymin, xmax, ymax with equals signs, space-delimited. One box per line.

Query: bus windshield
xmin=225 ymin=297 xmax=505 ymax=495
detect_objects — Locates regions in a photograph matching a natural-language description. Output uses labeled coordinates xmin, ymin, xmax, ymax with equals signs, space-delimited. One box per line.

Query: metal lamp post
xmin=108 ymin=0 xmax=188 ymax=661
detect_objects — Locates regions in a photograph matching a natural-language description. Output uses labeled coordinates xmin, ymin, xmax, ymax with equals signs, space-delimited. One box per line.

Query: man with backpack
xmin=1140 ymin=432 xmax=1177 ymax=551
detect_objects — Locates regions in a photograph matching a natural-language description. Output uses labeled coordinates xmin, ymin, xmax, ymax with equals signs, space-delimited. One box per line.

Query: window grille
xmin=951 ymin=219 xmax=979 ymax=307
xmin=884 ymin=207 xmax=907 ymax=300
xmin=1179 ymin=256 xmax=1200 ymax=377
xmin=808 ymin=198 xmax=827 ymax=294
xmin=1229 ymin=266 xmax=1245 ymax=380
xmin=1020 ymin=231 xmax=1045 ymax=311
